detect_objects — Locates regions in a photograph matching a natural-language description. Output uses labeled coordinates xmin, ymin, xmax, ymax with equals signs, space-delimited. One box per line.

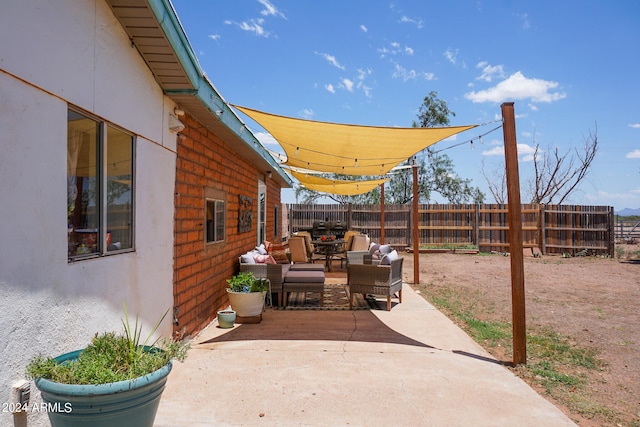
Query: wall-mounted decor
xmin=238 ymin=195 xmax=253 ymax=232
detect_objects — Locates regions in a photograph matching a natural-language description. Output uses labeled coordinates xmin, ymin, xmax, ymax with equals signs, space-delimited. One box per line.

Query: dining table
xmin=311 ymin=239 xmax=346 ymax=272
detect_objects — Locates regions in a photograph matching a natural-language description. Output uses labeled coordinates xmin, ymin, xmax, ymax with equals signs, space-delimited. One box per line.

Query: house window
xmin=67 ymin=108 xmax=134 ymax=261
xmin=205 ymin=189 xmax=225 ymax=244
xmin=257 ymin=180 xmax=266 ymax=245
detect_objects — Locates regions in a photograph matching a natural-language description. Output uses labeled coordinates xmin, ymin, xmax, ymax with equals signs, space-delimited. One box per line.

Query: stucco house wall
xmin=0 ymin=1 xmax=177 ymax=425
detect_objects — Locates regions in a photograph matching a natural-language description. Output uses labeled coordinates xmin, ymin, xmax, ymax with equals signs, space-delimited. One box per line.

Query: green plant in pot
xmin=226 ymin=271 xmax=270 ymax=317
xmin=25 ymin=305 xmax=189 ymax=427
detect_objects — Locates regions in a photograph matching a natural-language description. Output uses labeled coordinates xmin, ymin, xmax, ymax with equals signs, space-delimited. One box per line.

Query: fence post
xmin=539 ymin=204 xmax=546 ymax=255
xmin=502 ymin=102 xmax=527 ymax=366
xmin=473 ymin=204 xmax=479 ymax=248
xmin=412 ymin=160 xmax=420 ymax=285
xmin=608 ymin=207 xmax=614 ymax=255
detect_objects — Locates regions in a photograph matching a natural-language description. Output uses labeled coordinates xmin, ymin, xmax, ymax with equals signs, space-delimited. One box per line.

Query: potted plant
xmin=25 ymin=306 xmax=189 ymax=427
xmin=217 ymin=306 xmax=237 ymax=328
xmin=226 ymin=271 xmax=270 ymax=317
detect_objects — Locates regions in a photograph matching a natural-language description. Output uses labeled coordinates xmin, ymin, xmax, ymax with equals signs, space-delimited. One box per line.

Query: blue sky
xmin=170 ymin=0 xmax=640 ymax=212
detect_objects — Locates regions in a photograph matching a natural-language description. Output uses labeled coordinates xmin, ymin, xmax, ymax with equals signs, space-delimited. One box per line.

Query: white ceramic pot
xmin=226 ymin=290 xmax=266 ymax=317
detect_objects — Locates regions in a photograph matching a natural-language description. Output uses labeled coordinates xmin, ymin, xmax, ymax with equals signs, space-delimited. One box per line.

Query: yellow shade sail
xmin=290 ymin=170 xmax=388 ymax=196
xmin=234 ymin=105 xmax=477 ymax=176
xmin=300 ymin=182 xmax=383 ymax=196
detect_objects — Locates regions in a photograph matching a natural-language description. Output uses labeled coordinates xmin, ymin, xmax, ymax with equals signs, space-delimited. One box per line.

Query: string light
xmin=354 ymin=158 xmax=358 ymax=168
xmin=431 ymin=124 xmax=502 ymax=154
xmin=295 ymin=147 xmax=299 ymax=157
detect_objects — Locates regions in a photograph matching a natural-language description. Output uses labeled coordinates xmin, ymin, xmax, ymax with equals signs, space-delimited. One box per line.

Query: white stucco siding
xmin=0 ymin=1 xmax=177 ymax=425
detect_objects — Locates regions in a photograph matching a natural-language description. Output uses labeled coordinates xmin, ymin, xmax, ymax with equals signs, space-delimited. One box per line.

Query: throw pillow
xmin=269 ymin=242 xmax=290 ymax=264
xmin=253 ymin=254 xmax=271 ymax=263
xmin=255 ymin=244 xmax=268 ymax=255
xmin=369 ymin=243 xmax=380 ymax=256
xmin=380 ymin=249 xmax=399 ymax=265
xmin=241 ymin=252 xmax=256 ymax=264
xmin=379 ymin=244 xmax=392 ymax=255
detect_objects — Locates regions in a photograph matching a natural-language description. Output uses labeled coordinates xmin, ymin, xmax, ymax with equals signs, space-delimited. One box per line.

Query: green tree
xmin=386 ymin=92 xmax=484 ymax=204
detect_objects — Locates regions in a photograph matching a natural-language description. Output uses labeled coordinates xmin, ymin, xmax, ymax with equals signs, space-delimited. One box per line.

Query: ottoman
xmin=283 ymin=269 xmax=325 ymax=307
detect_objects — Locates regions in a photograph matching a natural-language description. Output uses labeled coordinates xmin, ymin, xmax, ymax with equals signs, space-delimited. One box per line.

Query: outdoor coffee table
xmin=311 ymin=239 xmax=345 ymax=272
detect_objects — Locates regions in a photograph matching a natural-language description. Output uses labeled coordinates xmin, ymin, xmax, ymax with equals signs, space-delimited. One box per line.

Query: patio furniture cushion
xmin=284 ymin=270 xmax=325 ymax=283
xmin=380 ymin=249 xmax=399 ymax=265
xmin=240 ymin=252 xmax=256 ymax=264
xmin=289 ymin=263 xmax=325 ymax=272
xmin=369 ymin=243 xmax=380 ymax=256
xmin=269 ymin=242 xmax=290 ymax=264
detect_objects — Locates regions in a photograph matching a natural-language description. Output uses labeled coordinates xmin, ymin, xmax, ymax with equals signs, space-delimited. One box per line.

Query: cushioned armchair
xmin=347 ymin=257 xmax=404 ymax=311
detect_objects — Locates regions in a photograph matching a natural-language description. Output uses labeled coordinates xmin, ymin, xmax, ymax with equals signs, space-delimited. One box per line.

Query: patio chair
xmin=351 ymin=234 xmax=370 ymax=251
xmin=347 ymin=257 xmax=404 ymax=311
xmin=338 ymin=234 xmax=369 ymax=268
xmin=288 ymin=236 xmax=311 ymax=263
xmin=294 ymin=231 xmax=324 ymax=263
xmin=346 ymin=250 xmax=370 ymax=265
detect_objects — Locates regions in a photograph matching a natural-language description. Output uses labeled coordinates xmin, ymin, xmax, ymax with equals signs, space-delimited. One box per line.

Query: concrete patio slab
xmin=154 ymin=284 xmax=576 ymax=426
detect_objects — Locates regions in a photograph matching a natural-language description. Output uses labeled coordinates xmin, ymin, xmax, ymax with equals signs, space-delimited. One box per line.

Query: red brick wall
xmin=173 ymin=114 xmax=282 ymax=338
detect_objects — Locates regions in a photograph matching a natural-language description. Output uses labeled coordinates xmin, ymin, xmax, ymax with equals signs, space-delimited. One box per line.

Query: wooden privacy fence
xmin=287 ymin=203 xmax=614 ymax=256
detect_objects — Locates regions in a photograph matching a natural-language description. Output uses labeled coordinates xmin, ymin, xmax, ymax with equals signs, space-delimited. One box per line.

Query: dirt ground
xmin=401 ymin=246 xmax=640 ymax=427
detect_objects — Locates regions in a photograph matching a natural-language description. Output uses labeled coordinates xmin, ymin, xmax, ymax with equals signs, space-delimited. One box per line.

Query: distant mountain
xmin=617 ymin=208 xmax=640 ymax=216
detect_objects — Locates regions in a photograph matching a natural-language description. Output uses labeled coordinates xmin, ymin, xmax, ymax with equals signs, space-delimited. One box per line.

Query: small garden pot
xmin=217 ymin=309 xmax=236 ymax=328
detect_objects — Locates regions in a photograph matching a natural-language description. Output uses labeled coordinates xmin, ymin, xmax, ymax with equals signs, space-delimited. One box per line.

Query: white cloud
xmin=399 ymin=15 xmax=424 ymax=28
xmin=391 ymin=62 xmax=435 ymax=81
xmin=325 ymin=83 xmax=335 ymax=93
xmin=254 ymin=131 xmax=278 ymax=146
xmin=482 ymin=143 xmax=537 ymax=162
xmin=465 ymin=71 xmax=567 ymax=103
xmin=226 ymin=18 xmax=270 ymax=37
xmin=360 ymin=24 xmax=368 ymax=32
xmin=208 ymin=34 xmax=220 ymax=41
xmin=357 ymin=68 xmax=371 ymax=80
xmin=629 ymin=123 xmax=640 ymax=129
xmin=316 ymin=52 xmax=345 ymax=70
xmin=341 ymin=78 xmax=354 ymax=92
xmin=299 ymin=108 xmax=314 ymax=119
xmin=258 ymin=0 xmax=286 ymax=19
xmin=444 ymin=48 xmax=458 ymax=65
xmin=482 ymin=146 xmax=503 ymax=156
xmin=626 ymin=149 xmax=640 ymax=159
xmin=475 ymin=61 xmax=505 ymax=82
xmin=378 ymin=42 xmax=413 ymax=58
xmin=360 ymin=84 xmax=372 ymax=98
xmin=516 ymin=13 xmax=531 ymax=30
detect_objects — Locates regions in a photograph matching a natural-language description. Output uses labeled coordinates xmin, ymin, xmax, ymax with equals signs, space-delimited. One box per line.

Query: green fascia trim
xmin=147 ymin=0 xmax=293 ymax=186
xmin=147 ymin=0 xmax=201 ymax=89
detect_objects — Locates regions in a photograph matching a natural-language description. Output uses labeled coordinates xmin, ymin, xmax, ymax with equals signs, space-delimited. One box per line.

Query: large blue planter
xmin=34 ymin=349 xmax=172 ymax=427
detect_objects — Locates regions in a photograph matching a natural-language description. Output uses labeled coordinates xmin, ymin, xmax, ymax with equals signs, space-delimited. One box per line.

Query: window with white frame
xmin=67 ymin=108 xmax=134 ymax=261
xmin=205 ymin=189 xmax=226 ymax=244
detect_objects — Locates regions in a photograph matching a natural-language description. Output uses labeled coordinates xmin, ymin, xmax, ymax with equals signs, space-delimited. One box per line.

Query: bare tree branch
xmin=531 ymin=124 xmax=598 ymax=204
xmin=481 ymin=159 xmax=506 ymax=204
